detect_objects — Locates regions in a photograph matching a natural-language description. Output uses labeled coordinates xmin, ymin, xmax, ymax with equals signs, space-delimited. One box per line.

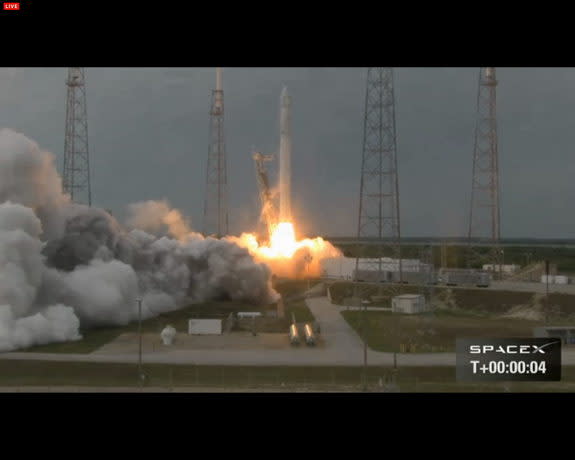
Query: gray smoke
xmin=126 ymin=200 xmax=200 ymax=240
xmin=0 ymin=200 xmax=82 ymax=350
xmin=0 ymin=128 xmax=278 ymax=351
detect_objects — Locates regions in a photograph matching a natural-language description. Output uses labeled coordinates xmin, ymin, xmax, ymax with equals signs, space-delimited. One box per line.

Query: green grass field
xmin=274 ymin=278 xmax=321 ymax=298
xmin=22 ymin=327 xmax=126 ymax=354
xmin=0 ymin=360 xmax=574 ymax=392
xmin=23 ymin=280 xmax=316 ymax=354
xmin=329 ymin=281 xmax=575 ymax=318
xmin=341 ymin=309 xmax=572 ymax=353
xmin=23 ymin=301 xmax=253 ymax=354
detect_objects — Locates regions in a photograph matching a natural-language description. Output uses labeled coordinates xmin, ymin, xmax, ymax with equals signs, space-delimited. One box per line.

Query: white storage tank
xmin=320 ymin=257 xmax=356 ymax=280
xmin=540 ymin=275 xmax=569 ymax=284
xmin=391 ymin=294 xmax=426 ymax=314
xmin=188 ymin=319 xmax=222 ymax=335
xmin=237 ymin=312 xmax=262 ymax=319
xmin=482 ymin=264 xmax=520 ymax=274
xmin=160 ymin=325 xmax=176 ymax=345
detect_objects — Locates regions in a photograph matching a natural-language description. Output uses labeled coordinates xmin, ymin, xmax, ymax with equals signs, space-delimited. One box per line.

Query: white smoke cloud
xmin=126 ymin=200 xmax=201 ymax=241
xmin=0 ymin=128 xmax=70 ymax=239
xmin=0 ymin=203 xmax=45 ymax=318
xmin=53 ymin=259 xmax=140 ymax=327
xmin=0 ymin=128 xmax=279 ymax=352
xmin=0 ymin=304 xmax=81 ymax=352
xmin=0 ymin=201 xmax=81 ymax=352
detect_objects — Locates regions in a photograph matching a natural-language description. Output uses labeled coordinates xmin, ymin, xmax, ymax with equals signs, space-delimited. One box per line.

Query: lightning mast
xmin=355 ymin=68 xmax=402 ymax=282
xmin=354 ymin=68 xmax=402 ymax=390
xmin=203 ymin=67 xmax=228 ymax=237
xmin=63 ymin=67 xmax=91 ymax=206
xmin=467 ymin=67 xmax=501 ymax=274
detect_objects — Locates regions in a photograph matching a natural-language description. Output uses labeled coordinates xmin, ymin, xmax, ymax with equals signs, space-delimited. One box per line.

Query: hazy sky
xmin=0 ymin=67 xmax=573 ymax=239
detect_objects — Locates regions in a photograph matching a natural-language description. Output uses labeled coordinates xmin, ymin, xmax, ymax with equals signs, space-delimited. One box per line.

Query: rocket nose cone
xmin=281 ymin=86 xmax=288 ymax=99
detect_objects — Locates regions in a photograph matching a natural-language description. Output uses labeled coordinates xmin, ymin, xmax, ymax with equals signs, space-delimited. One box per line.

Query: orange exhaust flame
xmin=227 ymin=221 xmax=341 ymax=279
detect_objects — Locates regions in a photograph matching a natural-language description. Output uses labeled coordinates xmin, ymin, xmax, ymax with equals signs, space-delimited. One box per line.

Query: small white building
xmin=320 ymin=257 xmax=357 ymax=280
xmin=237 ymin=312 xmax=262 ymax=319
xmin=188 ymin=319 xmax=222 ymax=335
xmin=482 ymin=264 xmax=520 ymax=274
xmin=391 ymin=294 xmax=427 ymax=314
xmin=541 ymin=275 xmax=570 ymax=285
xmin=320 ymin=257 xmax=428 ymax=280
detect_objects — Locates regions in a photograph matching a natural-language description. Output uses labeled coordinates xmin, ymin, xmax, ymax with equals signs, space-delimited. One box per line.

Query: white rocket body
xmin=279 ymin=86 xmax=292 ymax=222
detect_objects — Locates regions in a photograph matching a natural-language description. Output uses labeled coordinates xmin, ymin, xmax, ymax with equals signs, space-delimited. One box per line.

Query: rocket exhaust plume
xmin=279 ymin=86 xmax=291 ymax=222
xmin=0 ymin=128 xmax=279 ymax=352
xmin=229 ymin=86 xmax=342 ymax=278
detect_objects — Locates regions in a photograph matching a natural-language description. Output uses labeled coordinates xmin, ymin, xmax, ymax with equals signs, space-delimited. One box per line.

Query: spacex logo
xmin=457 ymin=337 xmax=562 ymax=382
xmin=3 ymin=2 xmax=20 ymax=9
xmin=469 ymin=341 xmax=560 ymax=355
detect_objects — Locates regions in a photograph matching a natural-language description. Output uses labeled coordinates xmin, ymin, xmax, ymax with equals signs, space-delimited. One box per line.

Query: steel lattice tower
xmin=355 ymin=67 xmax=402 ymax=281
xmin=354 ymin=68 xmax=402 ymax=390
xmin=203 ymin=68 xmax=228 ymax=237
xmin=63 ymin=67 xmax=91 ymax=206
xmin=467 ymin=67 xmax=501 ymax=272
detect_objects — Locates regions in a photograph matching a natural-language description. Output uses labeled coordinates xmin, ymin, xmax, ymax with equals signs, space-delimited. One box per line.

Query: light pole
xmin=353 ymin=281 xmax=368 ymax=392
xmin=136 ymin=297 xmax=144 ymax=385
xmin=304 ymin=254 xmax=313 ymax=292
xmin=361 ymin=296 xmax=368 ymax=392
xmin=545 ymin=260 xmax=550 ymax=324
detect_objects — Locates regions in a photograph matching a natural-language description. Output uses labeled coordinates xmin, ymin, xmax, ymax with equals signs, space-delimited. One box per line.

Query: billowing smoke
xmin=126 ymin=200 xmax=199 ymax=241
xmin=0 ymin=128 xmax=278 ymax=351
xmin=0 ymin=200 xmax=82 ymax=350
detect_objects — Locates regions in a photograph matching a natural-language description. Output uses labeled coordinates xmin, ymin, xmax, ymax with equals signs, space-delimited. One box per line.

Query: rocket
xmin=279 ymin=86 xmax=292 ymax=222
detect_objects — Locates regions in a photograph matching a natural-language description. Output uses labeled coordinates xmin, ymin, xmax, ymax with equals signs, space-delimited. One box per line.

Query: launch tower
xmin=467 ymin=67 xmax=502 ymax=273
xmin=203 ymin=67 xmax=229 ymax=237
xmin=63 ymin=67 xmax=92 ymax=206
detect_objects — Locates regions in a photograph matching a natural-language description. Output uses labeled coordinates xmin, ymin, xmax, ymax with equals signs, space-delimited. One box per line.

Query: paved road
xmin=1 ymin=296 xmax=574 ymax=366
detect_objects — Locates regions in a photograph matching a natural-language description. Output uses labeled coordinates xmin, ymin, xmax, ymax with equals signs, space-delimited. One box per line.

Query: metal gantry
xmin=355 ymin=67 xmax=402 ymax=277
xmin=203 ymin=68 xmax=229 ymax=238
xmin=467 ymin=67 xmax=502 ymax=273
xmin=63 ymin=67 xmax=92 ymax=206
xmin=354 ymin=68 xmax=403 ymax=389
